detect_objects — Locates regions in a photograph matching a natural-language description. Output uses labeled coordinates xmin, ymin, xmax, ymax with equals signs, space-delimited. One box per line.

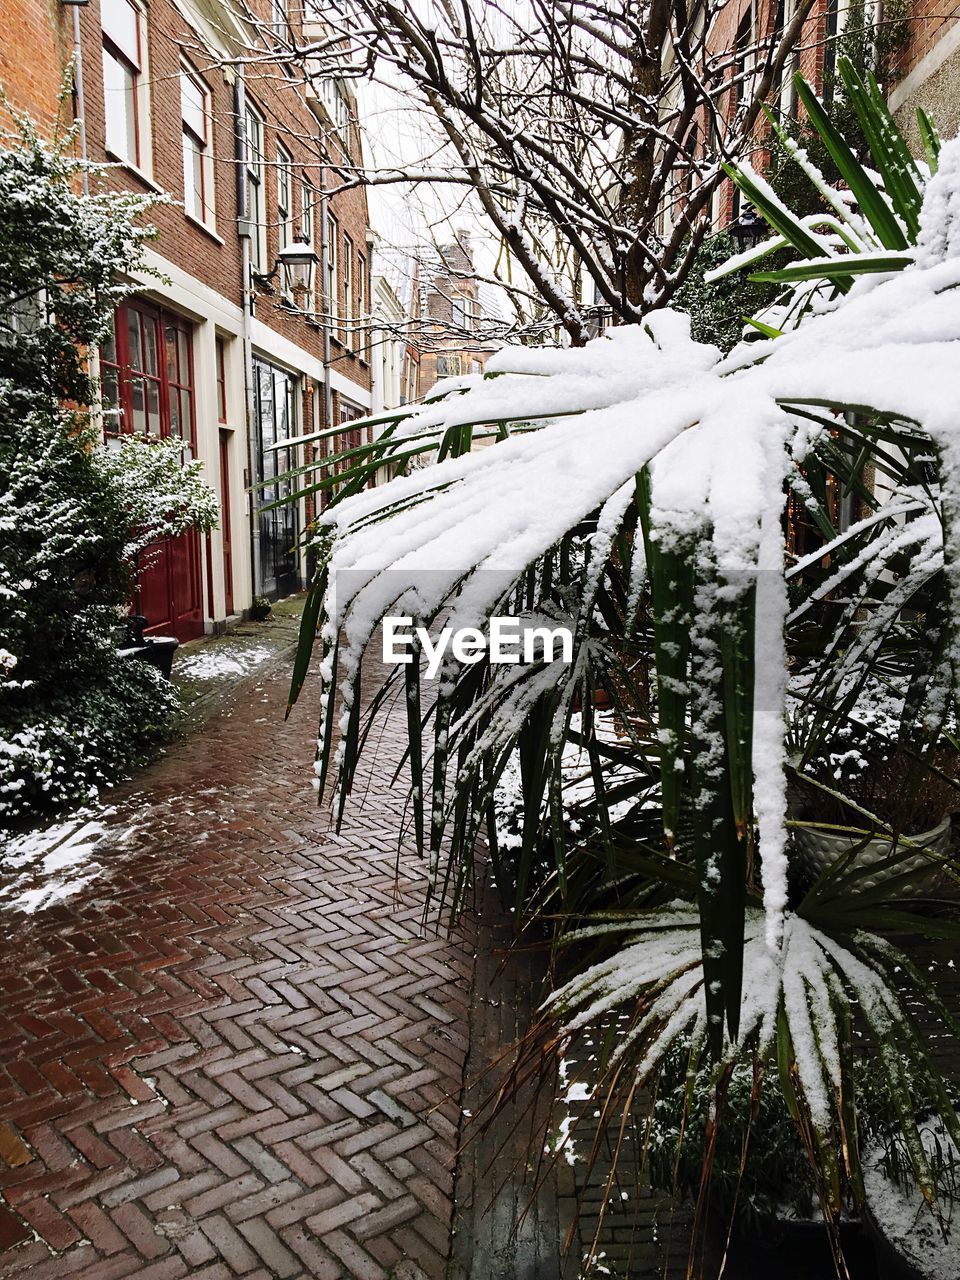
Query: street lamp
xmin=730 ymin=206 xmax=765 ymax=253
xmin=253 ymin=234 xmax=318 ymax=299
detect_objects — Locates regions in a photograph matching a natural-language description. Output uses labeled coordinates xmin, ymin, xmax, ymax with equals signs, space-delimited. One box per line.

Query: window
xmin=216 ymin=336 xmax=227 ymax=423
xmin=276 ymin=147 xmax=294 ymax=301
xmin=244 ymin=103 xmax=267 ymax=273
xmin=356 ymin=253 xmax=367 ymax=357
xmin=271 ymin=0 xmax=291 ymax=42
xmin=343 ymin=235 xmax=354 ymax=347
xmin=325 ymin=214 xmax=338 ymax=328
xmin=253 ymin=359 xmax=299 ymax=597
xmin=436 ymin=353 xmax=461 ymax=377
xmin=301 ymin=179 xmax=314 ymax=248
xmin=451 ymin=292 xmax=477 ymax=332
xmin=277 ymin=146 xmax=293 ymax=250
xmin=101 ymin=0 xmax=147 ymax=168
xmin=733 ymin=12 xmax=752 ymax=112
xmin=335 ymin=400 xmax=365 ymax=480
xmin=181 ymin=65 xmax=214 ymax=227
xmin=100 ymin=301 xmax=195 ymax=451
xmin=319 ymin=79 xmax=350 ymax=145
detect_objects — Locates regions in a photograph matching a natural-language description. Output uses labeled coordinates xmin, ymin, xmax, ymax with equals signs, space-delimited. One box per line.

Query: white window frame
xmin=244 ymin=103 xmax=267 ymax=274
xmin=320 ymin=79 xmax=350 ymax=146
xmin=277 ymin=145 xmax=294 ymax=251
xmin=101 ymin=0 xmax=152 ymax=174
xmin=181 ymin=63 xmax=215 ymax=229
xmin=276 ymin=146 xmax=294 ymax=300
xmin=356 ymin=251 xmax=367 ymax=358
xmin=325 ymin=213 xmax=338 ymax=329
xmin=343 ymin=234 xmax=354 ymax=348
xmin=300 ymin=178 xmax=314 ymax=249
xmin=272 ymin=0 xmax=291 ymax=42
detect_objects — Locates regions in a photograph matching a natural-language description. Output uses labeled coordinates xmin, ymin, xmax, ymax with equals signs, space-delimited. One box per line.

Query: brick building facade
xmin=667 ymin=0 xmax=960 ymax=237
xmin=416 ymin=234 xmax=495 ymax=399
xmin=889 ymin=0 xmax=960 ymax=149
xmin=2 ymin=0 xmax=374 ymax=638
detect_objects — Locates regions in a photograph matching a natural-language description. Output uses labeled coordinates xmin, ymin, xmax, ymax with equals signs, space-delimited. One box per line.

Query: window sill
xmin=104 ymin=149 xmax=164 ymax=194
xmin=184 ymin=211 xmax=224 ymax=244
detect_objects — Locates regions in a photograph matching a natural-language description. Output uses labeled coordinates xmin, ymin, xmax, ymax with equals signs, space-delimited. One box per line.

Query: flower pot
xmin=706 ymin=1215 xmax=877 ymax=1279
xmin=792 ymin=815 xmax=953 ymax=896
xmin=137 ymin=636 xmax=179 ymax=678
xmin=862 ymin=1111 xmax=960 ymax=1280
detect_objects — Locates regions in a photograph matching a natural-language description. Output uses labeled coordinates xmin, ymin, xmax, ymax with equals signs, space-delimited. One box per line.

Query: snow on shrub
xmin=0 ymin=104 xmax=192 ymax=829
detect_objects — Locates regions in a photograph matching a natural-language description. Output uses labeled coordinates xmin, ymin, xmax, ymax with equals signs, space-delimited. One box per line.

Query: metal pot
xmin=792 ymin=814 xmax=953 ymax=895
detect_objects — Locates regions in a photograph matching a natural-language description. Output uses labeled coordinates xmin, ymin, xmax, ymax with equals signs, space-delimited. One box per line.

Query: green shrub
xmin=0 ymin=660 xmax=180 ymax=819
xmin=0 ymin=100 xmax=182 ymax=829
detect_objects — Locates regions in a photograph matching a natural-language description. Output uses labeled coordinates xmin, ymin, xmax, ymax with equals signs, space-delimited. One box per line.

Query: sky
xmin=357 ymin=80 xmax=506 ymax=309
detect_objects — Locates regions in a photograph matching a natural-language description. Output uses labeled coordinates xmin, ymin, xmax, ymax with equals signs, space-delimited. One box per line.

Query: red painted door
xmin=219 ymin=430 xmax=234 ymax=616
xmin=102 ymin=301 xmax=204 ymax=641
xmin=139 ymin=531 xmax=203 ymax=641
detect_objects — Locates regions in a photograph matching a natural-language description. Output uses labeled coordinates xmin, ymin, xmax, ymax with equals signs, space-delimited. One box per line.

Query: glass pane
xmin=146 ymin=378 xmax=160 ymax=433
xmin=164 ymin=321 xmax=178 ymax=384
xmin=178 ymin=329 xmax=190 ymax=384
xmin=216 ymin=340 xmax=226 ymax=421
xmin=103 ymin=50 xmax=136 ymax=163
xmin=182 ymin=136 xmax=196 ymax=219
xmin=101 ymin=369 xmax=121 ymax=433
xmin=180 ymin=70 xmax=206 ymax=139
xmin=101 ymin=0 xmax=140 ymax=66
xmin=127 ymin=308 xmax=142 ymax=371
xmin=143 ymin=316 xmax=158 ymax=376
xmin=169 ymin=386 xmax=180 ymax=437
xmin=192 ymin=145 xmax=204 ymax=219
xmin=180 ymin=388 xmax=193 ymax=441
xmin=131 ymin=377 xmax=146 ymax=435
xmin=101 ymin=367 xmax=120 ymax=409
xmin=102 ymin=319 xmax=117 ymax=365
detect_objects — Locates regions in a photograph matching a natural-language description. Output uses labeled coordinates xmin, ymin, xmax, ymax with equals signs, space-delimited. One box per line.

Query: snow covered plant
xmin=274 ymin=60 xmax=960 ymax=1240
xmin=0 ymin=96 xmax=178 ymax=824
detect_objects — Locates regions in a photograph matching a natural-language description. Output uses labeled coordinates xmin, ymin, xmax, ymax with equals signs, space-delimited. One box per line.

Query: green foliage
xmin=673 ymin=232 xmax=778 ymax=352
xmin=249 ymin=595 xmax=273 ymax=622
xmin=0 ymin=100 xmax=179 ymax=827
xmin=0 ymin=660 xmax=179 ymax=818
xmin=278 ymin=54 xmax=960 ymax=1258
xmin=648 ymin=1056 xmax=815 ymax=1234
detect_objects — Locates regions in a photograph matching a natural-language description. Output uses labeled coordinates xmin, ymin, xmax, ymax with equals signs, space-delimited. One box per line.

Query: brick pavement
xmin=0 ymin=633 xmax=475 ymax=1279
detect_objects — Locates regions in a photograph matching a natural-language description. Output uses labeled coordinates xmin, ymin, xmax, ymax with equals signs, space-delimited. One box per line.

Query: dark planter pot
xmin=706 ymin=1216 xmax=878 ymax=1280
xmin=866 ymin=1215 xmax=926 ymax=1280
xmin=135 ymin=636 xmax=179 ymax=678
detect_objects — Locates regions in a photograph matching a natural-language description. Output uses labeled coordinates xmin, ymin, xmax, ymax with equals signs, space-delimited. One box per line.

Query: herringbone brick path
xmin=0 ymin=639 xmax=474 ymax=1279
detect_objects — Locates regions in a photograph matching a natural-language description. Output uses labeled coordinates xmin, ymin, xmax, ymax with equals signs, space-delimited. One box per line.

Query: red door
xmin=219 ymin=429 xmax=234 ymax=616
xmin=101 ymin=301 xmax=204 ymax=642
xmin=139 ymin=532 xmax=203 ymax=641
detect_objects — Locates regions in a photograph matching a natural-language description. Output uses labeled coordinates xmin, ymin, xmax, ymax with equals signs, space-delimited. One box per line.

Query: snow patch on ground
xmin=176 ymin=643 xmax=274 ymax=681
xmin=0 ymin=808 xmax=137 ymax=913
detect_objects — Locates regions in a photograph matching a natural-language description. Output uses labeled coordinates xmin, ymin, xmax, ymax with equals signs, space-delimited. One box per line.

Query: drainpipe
xmin=319 ymin=173 xmax=334 ymax=436
xmin=234 ymin=70 xmax=263 ymax=600
xmin=68 ymin=3 xmax=89 ymax=194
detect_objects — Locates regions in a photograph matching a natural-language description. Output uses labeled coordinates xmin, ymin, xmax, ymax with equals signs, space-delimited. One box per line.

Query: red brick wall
xmin=0 ymin=0 xmax=73 ymax=137
xmin=73 ymin=0 xmax=371 ymax=396
xmin=894 ymin=0 xmax=960 ymax=82
xmin=0 ymin=0 xmax=71 ymax=137
xmin=705 ymin=0 xmax=831 ymax=227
